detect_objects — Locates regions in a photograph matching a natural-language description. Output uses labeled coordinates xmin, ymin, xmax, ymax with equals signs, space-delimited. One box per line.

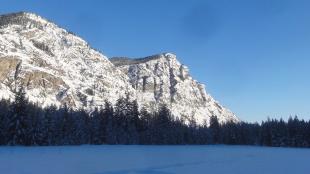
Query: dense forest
xmin=0 ymin=88 xmax=309 ymax=147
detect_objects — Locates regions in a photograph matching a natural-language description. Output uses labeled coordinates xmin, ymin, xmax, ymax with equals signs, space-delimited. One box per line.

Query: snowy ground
xmin=0 ymin=145 xmax=309 ymax=174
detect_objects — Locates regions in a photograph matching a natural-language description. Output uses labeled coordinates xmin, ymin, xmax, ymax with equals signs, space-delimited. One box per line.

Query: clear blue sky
xmin=1 ymin=0 xmax=310 ymax=122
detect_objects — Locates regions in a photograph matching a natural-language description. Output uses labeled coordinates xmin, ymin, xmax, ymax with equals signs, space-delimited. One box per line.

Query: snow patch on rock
xmin=111 ymin=53 xmax=238 ymax=124
xmin=0 ymin=12 xmax=238 ymax=124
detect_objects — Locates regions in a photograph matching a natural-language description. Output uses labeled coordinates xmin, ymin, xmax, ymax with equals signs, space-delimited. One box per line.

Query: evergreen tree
xmin=7 ymin=87 xmax=30 ymax=145
xmin=260 ymin=119 xmax=272 ymax=146
xmin=71 ymin=109 xmax=90 ymax=145
xmin=27 ymin=103 xmax=46 ymax=145
xmin=139 ymin=107 xmax=152 ymax=144
xmin=44 ymin=105 xmax=58 ymax=145
xmin=0 ymin=99 xmax=10 ymax=145
xmin=0 ymin=93 xmax=310 ymax=147
xmin=152 ymin=104 xmax=172 ymax=144
xmin=126 ymin=100 xmax=139 ymax=144
xmin=59 ymin=105 xmax=73 ymax=145
xmin=209 ymin=116 xmax=220 ymax=144
xmin=90 ymin=108 xmax=103 ymax=144
xmin=104 ymin=101 xmax=116 ymax=144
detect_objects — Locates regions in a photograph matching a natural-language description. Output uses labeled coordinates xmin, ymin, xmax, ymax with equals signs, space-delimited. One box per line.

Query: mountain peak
xmin=0 ymin=11 xmax=135 ymax=110
xmin=0 ymin=12 xmax=238 ymax=124
xmin=3 ymin=11 xmax=38 ymax=17
xmin=113 ymin=52 xmax=238 ymax=124
xmin=0 ymin=11 xmax=53 ymax=29
xmin=163 ymin=52 xmax=177 ymax=59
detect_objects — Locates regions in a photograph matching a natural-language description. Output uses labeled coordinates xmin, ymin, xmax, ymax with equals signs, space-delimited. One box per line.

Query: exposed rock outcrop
xmin=0 ymin=12 xmax=238 ymax=124
xmin=0 ymin=12 xmax=135 ymax=108
xmin=111 ymin=53 xmax=238 ymax=123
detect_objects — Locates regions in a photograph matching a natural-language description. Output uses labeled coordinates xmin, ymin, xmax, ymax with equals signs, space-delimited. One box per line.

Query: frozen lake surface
xmin=0 ymin=145 xmax=309 ymax=174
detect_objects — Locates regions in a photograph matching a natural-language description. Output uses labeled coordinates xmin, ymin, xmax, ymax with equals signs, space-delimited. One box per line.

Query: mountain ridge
xmin=0 ymin=12 xmax=238 ymax=124
xmin=111 ymin=53 xmax=238 ymax=123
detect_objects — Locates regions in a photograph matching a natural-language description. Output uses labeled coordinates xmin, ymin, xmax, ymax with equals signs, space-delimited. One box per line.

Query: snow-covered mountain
xmin=111 ymin=53 xmax=238 ymax=123
xmin=0 ymin=12 xmax=135 ymax=108
xmin=0 ymin=12 xmax=238 ymax=124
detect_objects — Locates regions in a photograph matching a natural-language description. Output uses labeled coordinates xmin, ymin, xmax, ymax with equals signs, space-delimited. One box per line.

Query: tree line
xmin=0 ymin=88 xmax=309 ymax=147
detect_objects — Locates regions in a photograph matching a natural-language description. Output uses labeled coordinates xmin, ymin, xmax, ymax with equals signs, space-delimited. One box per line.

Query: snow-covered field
xmin=0 ymin=145 xmax=309 ymax=174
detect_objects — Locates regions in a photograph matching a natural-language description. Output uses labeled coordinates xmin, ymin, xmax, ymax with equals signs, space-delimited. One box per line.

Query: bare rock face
xmin=111 ymin=53 xmax=238 ymax=124
xmin=0 ymin=12 xmax=135 ymax=108
xmin=0 ymin=12 xmax=238 ymax=124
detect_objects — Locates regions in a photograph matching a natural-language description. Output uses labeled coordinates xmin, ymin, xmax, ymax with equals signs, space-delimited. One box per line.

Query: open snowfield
xmin=0 ymin=145 xmax=309 ymax=174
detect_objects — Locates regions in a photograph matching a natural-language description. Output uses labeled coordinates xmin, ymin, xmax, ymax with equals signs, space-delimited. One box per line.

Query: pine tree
xmin=44 ymin=105 xmax=58 ymax=145
xmin=139 ymin=107 xmax=152 ymax=144
xmin=104 ymin=101 xmax=116 ymax=144
xmin=307 ymin=121 xmax=310 ymax=147
xmin=126 ymin=100 xmax=139 ymax=144
xmin=0 ymin=99 xmax=10 ymax=145
xmin=1 ymin=91 xmax=310 ymax=147
xmin=7 ymin=87 xmax=30 ymax=145
xmin=209 ymin=115 xmax=220 ymax=144
xmin=71 ymin=109 xmax=90 ymax=145
xmin=59 ymin=105 xmax=73 ymax=145
xmin=28 ymin=103 xmax=46 ymax=145
xmin=90 ymin=108 xmax=104 ymax=144
xmin=152 ymin=104 xmax=172 ymax=144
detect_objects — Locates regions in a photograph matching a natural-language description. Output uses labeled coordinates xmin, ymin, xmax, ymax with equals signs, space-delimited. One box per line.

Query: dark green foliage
xmin=209 ymin=116 xmax=220 ymax=144
xmin=7 ymin=87 xmax=31 ymax=145
xmin=0 ymin=94 xmax=309 ymax=147
xmin=0 ymin=99 xmax=10 ymax=144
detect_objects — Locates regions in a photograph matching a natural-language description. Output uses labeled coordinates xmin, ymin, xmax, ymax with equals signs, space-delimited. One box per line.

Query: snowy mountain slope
xmin=0 ymin=12 xmax=135 ymax=108
xmin=110 ymin=53 xmax=238 ymax=123
xmin=0 ymin=12 xmax=238 ymax=124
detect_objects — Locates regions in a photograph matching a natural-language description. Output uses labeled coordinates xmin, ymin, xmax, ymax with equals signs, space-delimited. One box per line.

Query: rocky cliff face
xmin=0 ymin=12 xmax=238 ymax=124
xmin=111 ymin=53 xmax=238 ymax=124
xmin=0 ymin=12 xmax=135 ymax=108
